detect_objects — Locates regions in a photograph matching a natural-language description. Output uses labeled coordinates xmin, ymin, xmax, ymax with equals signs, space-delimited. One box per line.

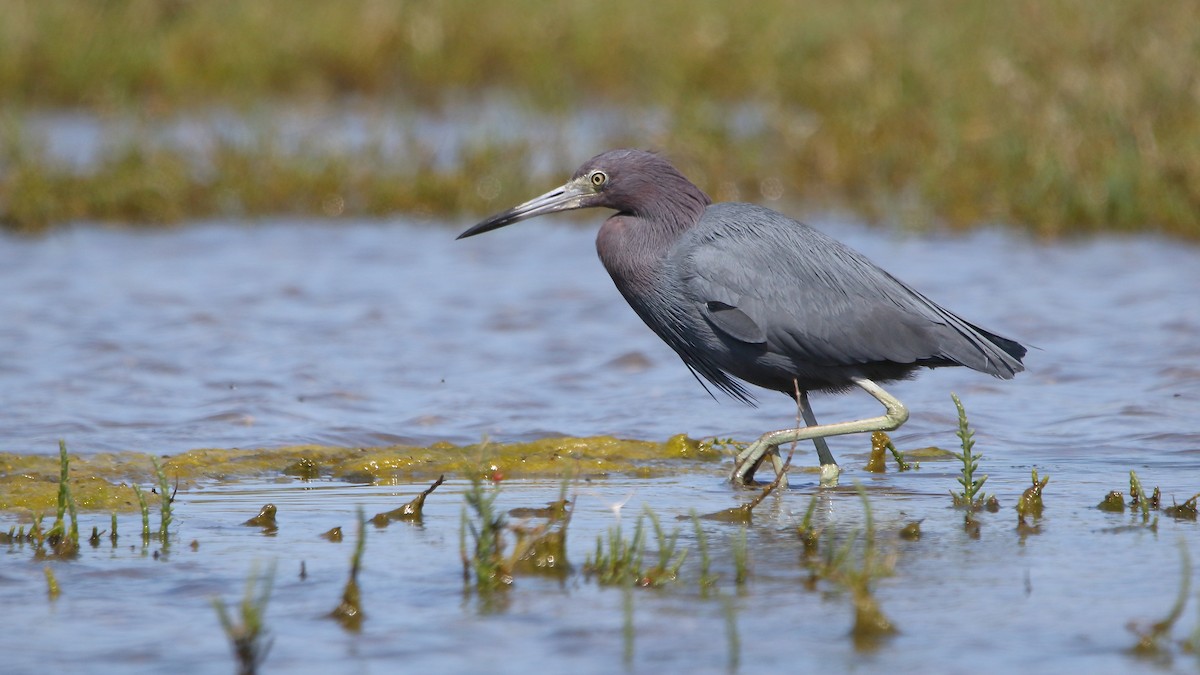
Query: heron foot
xmin=730 ymin=442 xmax=788 ymax=488
xmin=818 ymin=463 xmax=841 ymax=487
xmin=729 ymin=376 xmax=907 ymax=488
xmin=729 ymin=441 xmax=835 ymax=489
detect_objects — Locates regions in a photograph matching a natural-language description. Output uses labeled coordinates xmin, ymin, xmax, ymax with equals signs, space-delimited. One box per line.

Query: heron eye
xmin=590 ymin=171 xmax=607 ymax=188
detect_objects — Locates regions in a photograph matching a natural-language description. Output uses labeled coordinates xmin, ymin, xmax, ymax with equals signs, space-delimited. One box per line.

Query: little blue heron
xmin=458 ymin=149 xmax=1026 ymax=486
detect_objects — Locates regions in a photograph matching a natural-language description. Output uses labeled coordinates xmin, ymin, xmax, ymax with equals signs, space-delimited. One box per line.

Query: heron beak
xmin=457 ymin=178 xmax=592 ymax=239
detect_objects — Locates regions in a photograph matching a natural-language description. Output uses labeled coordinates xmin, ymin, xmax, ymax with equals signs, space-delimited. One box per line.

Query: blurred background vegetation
xmin=1 ymin=0 xmax=1197 ymax=238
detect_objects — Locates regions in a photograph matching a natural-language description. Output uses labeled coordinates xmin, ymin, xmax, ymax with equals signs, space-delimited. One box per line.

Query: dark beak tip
xmin=457 ymin=220 xmax=500 ymax=240
xmin=457 ymin=183 xmax=579 ymax=241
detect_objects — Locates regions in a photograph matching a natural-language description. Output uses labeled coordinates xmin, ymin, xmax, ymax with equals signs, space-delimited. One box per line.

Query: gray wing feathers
xmin=678 ymin=204 xmax=1023 ymax=378
xmin=702 ymin=301 xmax=768 ymax=344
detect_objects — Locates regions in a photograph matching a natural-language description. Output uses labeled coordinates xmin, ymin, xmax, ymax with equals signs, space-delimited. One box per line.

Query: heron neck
xmin=632 ymin=180 xmax=710 ymax=238
xmin=596 ymin=176 xmax=711 ymax=292
xmin=596 ymin=210 xmax=691 ymax=298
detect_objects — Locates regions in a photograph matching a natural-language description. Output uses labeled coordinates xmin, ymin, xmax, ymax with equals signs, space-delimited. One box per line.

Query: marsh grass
xmin=461 ymin=475 xmax=514 ymax=592
xmin=0 ymin=136 xmax=534 ymax=235
xmin=7 ymin=520 xmax=36 ymax=548
xmin=508 ymin=489 xmax=574 ymax=577
xmin=1098 ymin=490 xmax=1126 ymax=513
xmin=949 ymin=393 xmax=990 ymax=533
xmin=1163 ymin=494 xmax=1200 ymax=521
xmin=647 ymin=511 xmax=688 ymax=582
xmin=152 ymin=458 xmax=173 ymax=542
xmin=586 ymin=509 xmax=688 ymax=588
xmin=10 ymin=453 xmax=1196 ymax=663
xmin=214 ymin=563 xmax=276 ymax=675
xmin=132 ymin=484 xmax=151 ymax=542
xmin=586 ymin=520 xmax=645 ymax=587
xmin=808 ymin=487 xmax=897 ymax=648
xmin=1016 ymin=469 xmax=1050 ymax=535
xmin=330 ymin=507 xmax=366 ymax=631
xmin=1129 ymin=471 xmax=1160 ymax=529
xmin=864 ymin=432 xmax=916 ymax=473
xmin=701 ymin=447 xmax=790 ymax=523
xmin=457 ymin=472 xmax=577 ymax=613
xmin=29 ymin=517 xmax=44 ymax=548
xmin=371 ymin=475 xmax=444 ymax=527
xmin=2 ymin=1 xmax=1198 ymax=238
xmin=44 ymin=441 xmax=80 ymax=558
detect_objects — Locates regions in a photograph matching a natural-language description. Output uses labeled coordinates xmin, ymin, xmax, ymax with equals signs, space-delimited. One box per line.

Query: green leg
xmin=731 ymin=377 xmax=909 ymax=487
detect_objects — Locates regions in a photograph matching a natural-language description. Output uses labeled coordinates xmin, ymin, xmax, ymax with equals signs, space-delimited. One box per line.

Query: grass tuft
xmin=1098 ymin=490 xmax=1126 ymax=513
xmin=808 ymin=487 xmax=897 ymax=648
xmin=1163 ymin=494 xmax=1200 ymax=521
xmin=1129 ymin=471 xmax=1159 ymax=529
xmin=44 ymin=441 xmax=80 ymax=558
xmin=949 ymin=393 xmax=990 ymax=532
xmin=330 ymin=507 xmax=367 ymax=631
xmin=586 ymin=509 xmax=688 ymax=588
xmin=461 ymin=475 xmax=514 ymax=592
xmin=371 ymin=475 xmax=444 ymax=527
xmin=152 ymin=457 xmax=173 ymax=542
xmin=586 ymin=520 xmax=644 ymax=587
xmin=1016 ymin=469 xmax=1050 ymax=533
xmin=214 ymin=563 xmax=276 ymax=675
xmin=865 ymin=432 xmax=916 ymax=473
xmin=132 ymin=484 xmax=151 ymax=542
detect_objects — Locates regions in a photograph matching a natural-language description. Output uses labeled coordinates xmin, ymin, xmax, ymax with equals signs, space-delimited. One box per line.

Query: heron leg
xmin=739 ymin=390 xmax=829 ymax=486
xmin=799 ymin=391 xmax=836 ymax=464
xmin=730 ymin=377 xmax=910 ymax=487
xmin=740 ymin=390 xmax=828 ymax=487
xmin=741 ymin=446 xmax=789 ymax=488
xmin=799 ymin=391 xmax=840 ymax=485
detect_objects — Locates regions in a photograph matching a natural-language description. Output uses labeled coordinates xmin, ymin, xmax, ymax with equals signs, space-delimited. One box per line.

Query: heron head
xmin=457 ymin=149 xmax=708 ymax=239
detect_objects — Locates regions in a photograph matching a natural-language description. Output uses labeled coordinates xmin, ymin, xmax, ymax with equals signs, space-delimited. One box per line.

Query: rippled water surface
xmin=2 ymin=217 xmax=1198 ymax=673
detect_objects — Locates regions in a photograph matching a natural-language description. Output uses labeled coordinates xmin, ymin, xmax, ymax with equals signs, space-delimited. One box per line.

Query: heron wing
xmin=678 ymin=203 xmax=1023 ymax=375
xmin=702 ymin=301 xmax=768 ymax=344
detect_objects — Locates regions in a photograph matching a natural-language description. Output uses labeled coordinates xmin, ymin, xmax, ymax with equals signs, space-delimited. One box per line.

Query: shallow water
xmin=3 ymin=217 xmax=1196 ymax=463
xmin=2 ymin=217 xmax=1199 ymax=672
xmin=4 ymin=473 xmax=1200 ymax=675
